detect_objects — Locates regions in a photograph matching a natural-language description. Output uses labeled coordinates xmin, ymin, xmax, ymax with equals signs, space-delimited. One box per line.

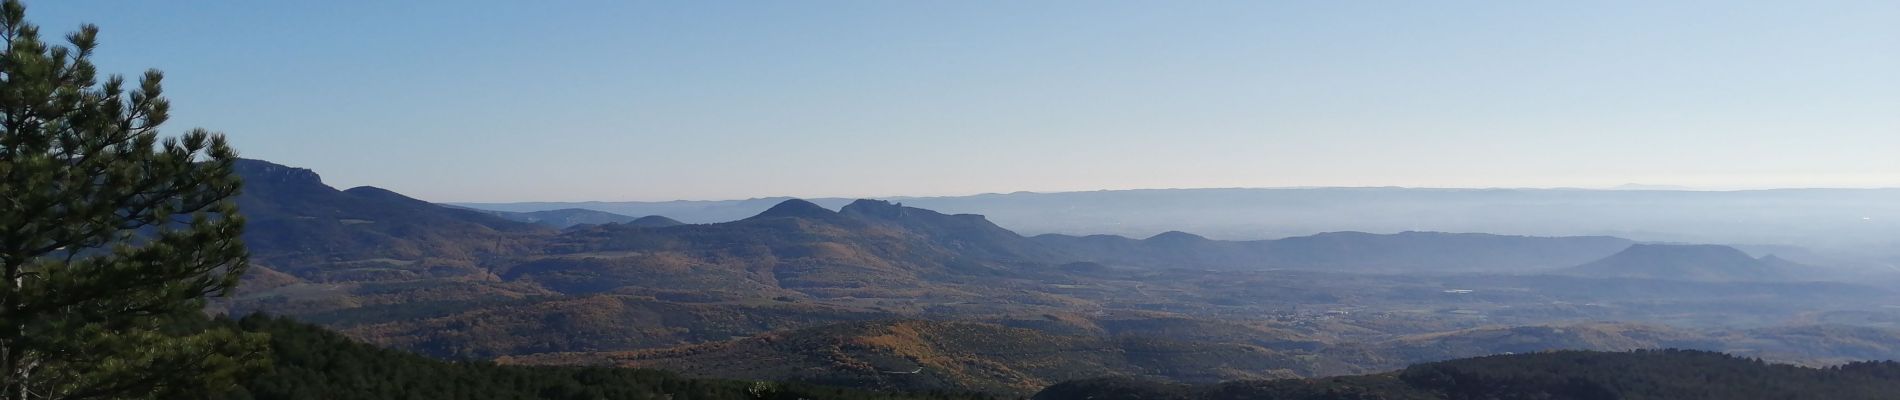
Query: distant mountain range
xmin=453 ymin=187 xmax=1900 ymax=264
xmin=229 ymin=160 xmax=1843 ymax=291
xmin=222 ymin=159 xmax=1900 ymax=395
xmin=1034 ymin=231 xmax=1633 ymax=273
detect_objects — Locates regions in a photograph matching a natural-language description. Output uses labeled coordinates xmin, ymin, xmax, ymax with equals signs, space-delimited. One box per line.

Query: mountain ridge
xmin=447 ymin=187 xmax=1900 ymax=262
xmin=232 ymin=158 xmax=551 ymax=280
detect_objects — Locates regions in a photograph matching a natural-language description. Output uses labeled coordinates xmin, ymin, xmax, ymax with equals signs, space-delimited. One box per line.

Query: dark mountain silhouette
xmin=233 ymin=159 xmax=551 ymax=280
xmin=747 ymin=198 xmax=843 ymax=220
xmin=1562 ymin=244 xmax=1803 ymax=281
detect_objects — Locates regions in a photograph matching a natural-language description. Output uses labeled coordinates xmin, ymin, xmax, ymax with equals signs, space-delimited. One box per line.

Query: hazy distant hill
xmin=460 ymin=196 xmax=854 ymax=225
xmin=231 ymin=161 xmax=1826 ymax=288
xmin=468 ymin=207 xmax=648 ymax=228
xmin=1562 ymin=244 xmax=1804 ymax=281
xmin=1034 ymin=231 xmax=1633 ymax=273
xmin=452 ymin=188 xmax=1900 ymax=261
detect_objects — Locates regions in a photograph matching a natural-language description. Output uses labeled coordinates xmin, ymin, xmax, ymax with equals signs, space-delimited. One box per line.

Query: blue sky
xmin=26 ymin=1 xmax=1900 ymax=201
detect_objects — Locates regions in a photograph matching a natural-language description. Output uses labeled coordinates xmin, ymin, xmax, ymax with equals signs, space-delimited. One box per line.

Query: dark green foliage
xmin=1036 ymin=350 xmax=1900 ymax=400
xmin=219 ymin=315 xmax=998 ymax=400
xmin=0 ymin=0 xmax=264 ymax=398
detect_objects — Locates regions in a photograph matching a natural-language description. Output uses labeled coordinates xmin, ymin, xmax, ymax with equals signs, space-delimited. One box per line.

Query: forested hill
xmin=1033 ymin=349 xmax=1900 ymax=400
xmin=215 ymin=315 xmax=994 ymax=400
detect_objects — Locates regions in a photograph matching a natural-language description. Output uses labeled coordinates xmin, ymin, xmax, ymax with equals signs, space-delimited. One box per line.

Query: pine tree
xmin=0 ymin=0 xmax=265 ymax=398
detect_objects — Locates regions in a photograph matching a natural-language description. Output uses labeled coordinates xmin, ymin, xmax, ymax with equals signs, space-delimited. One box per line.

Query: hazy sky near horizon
xmin=28 ymin=1 xmax=1900 ymax=202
